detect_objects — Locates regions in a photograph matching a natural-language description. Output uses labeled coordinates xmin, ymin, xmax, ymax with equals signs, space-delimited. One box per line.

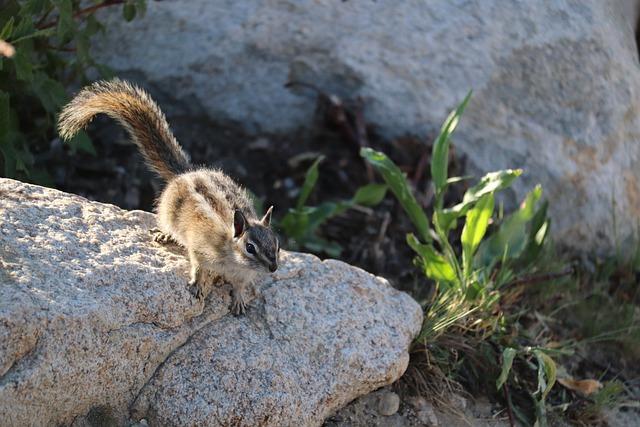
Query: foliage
xmin=361 ymin=93 xmax=563 ymax=425
xmin=361 ymin=95 xmax=549 ymax=337
xmin=279 ymin=155 xmax=387 ymax=257
xmin=0 ymin=0 xmax=145 ymax=183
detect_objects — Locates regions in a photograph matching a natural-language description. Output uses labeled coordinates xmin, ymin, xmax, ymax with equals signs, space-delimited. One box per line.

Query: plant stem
xmin=37 ymin=0 xmax=126 ymax=30
xmin=503 ymin=383 xmax=516 ymax=427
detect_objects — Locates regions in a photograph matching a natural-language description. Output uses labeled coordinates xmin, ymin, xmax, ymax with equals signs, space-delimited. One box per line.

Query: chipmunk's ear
xmin=261 ymin=205 xmax=273 ymax=226
xmin=234 ymin=209 xmax=247 ymax=238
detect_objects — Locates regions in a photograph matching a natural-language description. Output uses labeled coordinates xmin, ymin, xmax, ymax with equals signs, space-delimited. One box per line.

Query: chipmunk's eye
xmin=246 ymin=243 xmax=256 ymax=255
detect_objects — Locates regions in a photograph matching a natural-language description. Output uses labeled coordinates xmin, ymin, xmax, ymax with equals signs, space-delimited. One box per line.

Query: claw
xmin=150 ymin=228 xmax=175 ymax=245
xmin=188 ymin=279 xmax=204 ymax=301
xmin=231 ymin=290 xmax=247 ymax=315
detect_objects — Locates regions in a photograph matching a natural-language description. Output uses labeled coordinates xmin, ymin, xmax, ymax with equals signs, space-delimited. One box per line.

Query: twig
xmin=37 ymin=0 xmax=126 ymax=30
xmin=503 ymin=383 xmax=516 ymax=427
xmin=36 ymin=5 xmax=55 ymax=28
xmin=45 ymin=43 xmax=76 ymax=52
xmin=505 ymin=267 xmax=574 ymax=289
xmin=353 ymin=97 xmax=374 ymax=182
xmin=376 ymin=211 xmax=392 ymax=244
xmin=412 ymin=149 xmax=430 ymax=185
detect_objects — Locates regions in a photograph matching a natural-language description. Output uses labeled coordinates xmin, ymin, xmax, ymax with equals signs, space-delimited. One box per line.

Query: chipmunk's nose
xmin=269 ymin=263 xmax=278 ymax=273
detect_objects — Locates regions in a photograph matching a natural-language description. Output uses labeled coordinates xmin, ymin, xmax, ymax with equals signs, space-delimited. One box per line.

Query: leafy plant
xmin=0 ymin=0 xmax=146 ymax=183
xmin=362 ymin=93 xmax=559 ymax=425
xmin=279 ymin=155 xmax=387 ymax=257
xmin=363 ymin=111 xmax=547 ymax=319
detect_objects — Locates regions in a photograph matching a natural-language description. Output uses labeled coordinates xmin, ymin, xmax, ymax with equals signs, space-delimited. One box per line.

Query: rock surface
xmin=0 ymin=178 xmax=421 ymax=426
xmin=93 ymin=0 xmax=640 ymax=251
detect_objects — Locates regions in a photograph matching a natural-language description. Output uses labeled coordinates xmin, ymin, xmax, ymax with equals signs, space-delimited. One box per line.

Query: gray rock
xmin=0 ymin=178 xmax=421 ymax=426
xmin=377 ymin=391 xmax=401 ymax=417
xmin=92 ymin=0 xmax=640 ymax=251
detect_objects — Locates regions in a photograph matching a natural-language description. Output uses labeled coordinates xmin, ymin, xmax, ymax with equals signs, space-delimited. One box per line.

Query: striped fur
xmin=58 ymin=79 xmax=190 ymax=181
xmin=58 ymin=79 xmax=279 ymax=315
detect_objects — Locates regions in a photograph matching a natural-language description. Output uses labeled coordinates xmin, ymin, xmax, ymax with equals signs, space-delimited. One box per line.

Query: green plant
xmin=361 ymin=93 xmax=549 ymax=337
xmin=0 ymin=0 xmax=145 ymax=183
xmin=362 ymin=93 xmax=559 ymax=425
xmin=279 ymin=155 xmax=387 ymax=257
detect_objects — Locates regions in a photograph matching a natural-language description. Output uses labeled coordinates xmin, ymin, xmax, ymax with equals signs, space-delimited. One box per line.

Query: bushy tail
xmin=58 ymin=79 xmax=190 ymax=181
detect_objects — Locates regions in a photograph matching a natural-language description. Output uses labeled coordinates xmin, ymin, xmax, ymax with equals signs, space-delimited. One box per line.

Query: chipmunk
xmin=58 ymin=79 xmax=279 ymax=315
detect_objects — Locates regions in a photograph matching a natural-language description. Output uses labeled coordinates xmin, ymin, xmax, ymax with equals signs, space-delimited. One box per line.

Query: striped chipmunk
xmin=58 ymin=79 xmax=280 ymax=315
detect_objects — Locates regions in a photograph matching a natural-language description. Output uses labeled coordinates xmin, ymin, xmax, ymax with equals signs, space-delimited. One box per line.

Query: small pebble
xmin=377 ymin=391 xmax=400 ymax=416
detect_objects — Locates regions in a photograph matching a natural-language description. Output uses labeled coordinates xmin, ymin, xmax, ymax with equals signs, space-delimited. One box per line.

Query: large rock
xmin=93 ymin=0 xmax=640 ymax=251
xmin=0 ymin=178 xmax=421 ymax=426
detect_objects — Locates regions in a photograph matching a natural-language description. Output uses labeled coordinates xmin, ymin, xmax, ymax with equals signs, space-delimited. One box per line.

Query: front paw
xmin=188 ymin=278 xmax=204 ymax=301
xmin=230 ymin=290 xmax=247 ymax=316
xmin=150 ymin=228 xmax=175 ymax=245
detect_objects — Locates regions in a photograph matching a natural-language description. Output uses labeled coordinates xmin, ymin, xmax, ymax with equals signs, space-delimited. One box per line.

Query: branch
xmin=37 ymin=0 xmax=126 ymax=30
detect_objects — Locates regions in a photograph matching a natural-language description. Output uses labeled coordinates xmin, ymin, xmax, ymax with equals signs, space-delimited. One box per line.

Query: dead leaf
xmin=558 ymin=377 xmax=602 ymax=396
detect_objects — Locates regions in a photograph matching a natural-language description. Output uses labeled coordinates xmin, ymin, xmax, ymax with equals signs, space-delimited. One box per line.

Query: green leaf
xmin=533 ymin=350 xmax=557 ymax=401
xmin=31 ymin=73 xmax=68 ymax=113
xmin=438 ymin=169 xmax=522 ymax=232
xmin=362 ymin=148 xmax=431 ymax=242
xmin=0 ymin=16 xmax=14 ymax=40
xmin=306 ymin=201 xmax=346 ymax=232
xmin=475 ymin=184 xmax=542 ymax=269
xmin=431 ymin=91 xmax=472 ymax=199
xmin=461 ymin=193 xmax=494 ymax=276
xmin=496 ymin=347 xmax=517 ymax=390
xmin=303 ymin=235 xmax=342 ymax=257
xmin=352 ymin=183 xmax=387 ymax=206
xmin=521 ymin=200 xmax=550 ymax=263
xmin=20 ymin=0 xmax=48 ymax=16
xmin=446 ymin=175 xmax=473 ymax=185
xmin=296 ymin=155 xmax=324 ymax=209
xmin=8 ymin=26 xmax=56 ymax=44
xmin=407 ymin=233 xmax=456 ymax=282
xmin=12 ymin=48 xmax=33 ymax=81
xmin=95 ymin=63 xmax=115 ymax=79
xmin=135 ymin=0 xmax=147 ymax=17
xmin=0 ymin=93 xmax=17 ymax=177
xmin=0 ymin=90 xmax=8 ymax=138
xmin=123 ymin=2 xmax=136 ymax=22
xmin=52 ymin=0 xmax=73 ymax=41
xmin=68 ymin=130 xmax=96 ymax=155
xmin=279 ymin=208 xmax=310 ymax=240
